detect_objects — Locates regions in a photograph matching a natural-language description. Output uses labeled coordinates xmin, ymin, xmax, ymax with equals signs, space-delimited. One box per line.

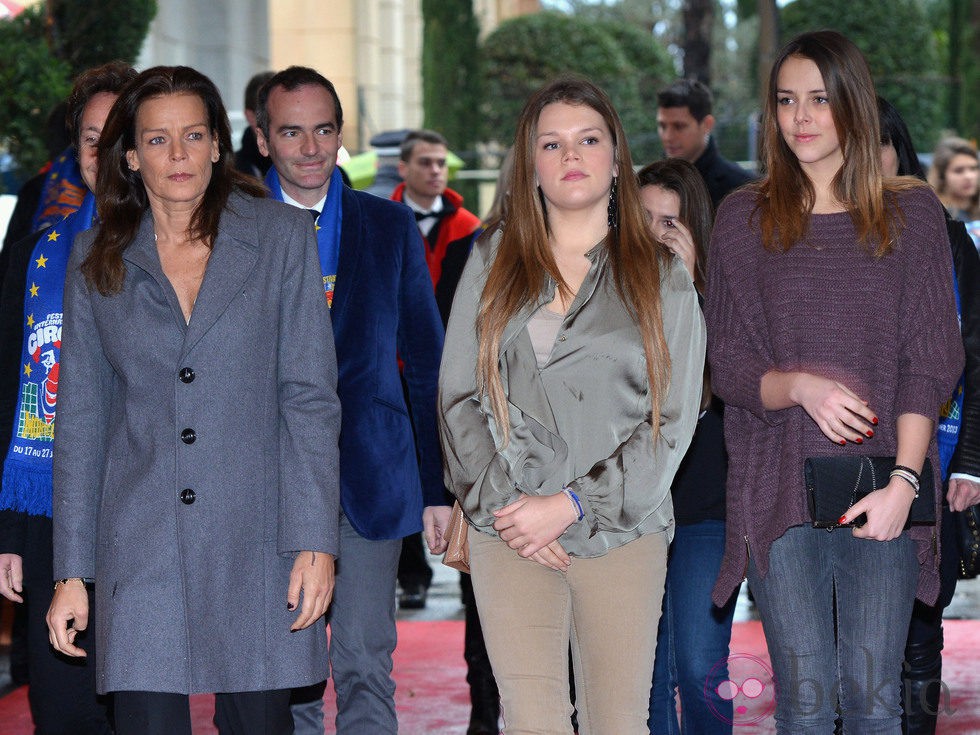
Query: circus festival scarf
xmin=264 ymin=166 xmax=343 ymax=308
xmin=30 ymin=146 xmax=87 ymax=232
xmin=937 ymin=261 xmax=963 ymax=482
xmin=1 ymin=192 xmax=96 ymax=517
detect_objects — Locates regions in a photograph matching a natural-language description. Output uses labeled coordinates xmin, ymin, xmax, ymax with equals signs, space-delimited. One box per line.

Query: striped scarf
xmin=1 ymin=192 xmax=96 ymax=517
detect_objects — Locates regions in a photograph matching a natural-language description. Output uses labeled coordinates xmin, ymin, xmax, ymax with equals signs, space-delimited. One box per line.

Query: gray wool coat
xmin=52 ymin=193 xmax=341 ymax=695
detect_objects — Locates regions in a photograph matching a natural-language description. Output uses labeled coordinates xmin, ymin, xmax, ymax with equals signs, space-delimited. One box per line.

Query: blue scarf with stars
xmin=264 ymin=166 xmax=343 ymax=308
xmin=1 ymin=192 xmax=96 ymax=517
xmin=937 ymin=263 xmax=963 ymax=482
xmin=31 ymin=146 xmax=88 ymax=232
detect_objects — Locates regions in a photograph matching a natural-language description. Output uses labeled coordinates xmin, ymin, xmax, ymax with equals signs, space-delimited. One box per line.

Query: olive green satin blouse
xmin=438 ymin=234 xmax=706 ymax=557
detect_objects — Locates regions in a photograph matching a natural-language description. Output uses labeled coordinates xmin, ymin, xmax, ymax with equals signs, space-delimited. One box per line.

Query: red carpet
xmin=1 ymin=620 xmax=978 ymax=733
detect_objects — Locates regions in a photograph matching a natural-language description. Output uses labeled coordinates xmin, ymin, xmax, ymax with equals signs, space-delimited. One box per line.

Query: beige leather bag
xmin=442 ymin=501 xmax=470 ymax=573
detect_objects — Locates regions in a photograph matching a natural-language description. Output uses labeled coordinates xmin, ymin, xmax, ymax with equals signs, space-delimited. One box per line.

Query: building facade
xmin=138 ymin=0 xmax=539 ymax=152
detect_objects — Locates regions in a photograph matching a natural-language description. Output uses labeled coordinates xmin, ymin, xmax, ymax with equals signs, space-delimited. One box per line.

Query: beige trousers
xmin=468 ymin=529 xmax=668 ymax=735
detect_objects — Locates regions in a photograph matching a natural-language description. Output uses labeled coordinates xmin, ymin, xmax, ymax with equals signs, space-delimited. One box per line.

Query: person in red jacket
xmin=391 ymin=130 xmax=481 ymax=326
xmin=390 ymin=128 xmax=481 ymax=610
xmin=391 ymin=129 xmax=497 ymax=734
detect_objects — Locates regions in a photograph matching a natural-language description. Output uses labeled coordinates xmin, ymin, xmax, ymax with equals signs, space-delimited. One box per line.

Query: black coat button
xmin=178 ymin=367 xmax=195 ymax=383
xmin=180 ymin=428 xmax=196 ymax=444
xmin=179 ymin=488 xmax=196 ymax=505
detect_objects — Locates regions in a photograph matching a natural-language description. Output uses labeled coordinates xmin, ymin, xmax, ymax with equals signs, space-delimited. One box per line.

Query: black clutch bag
xmin=804 ymin=456 xmax=935 ymax=529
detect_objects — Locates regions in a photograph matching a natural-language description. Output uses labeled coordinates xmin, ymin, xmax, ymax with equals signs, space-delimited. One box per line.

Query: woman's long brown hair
xmin=756 ymin=30 xmax=922 ymax=256
xmin=637 ymin=158 xmax=714 ymax=410
xmin=82 ymin=66 xmax=266 ymax=295
xmin=477 ymin=76 xmax=670 ymax=444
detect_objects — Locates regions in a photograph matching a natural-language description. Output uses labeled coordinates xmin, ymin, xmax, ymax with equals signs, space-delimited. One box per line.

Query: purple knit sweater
xmin=705 ymin=186 xmax=964 ymax=606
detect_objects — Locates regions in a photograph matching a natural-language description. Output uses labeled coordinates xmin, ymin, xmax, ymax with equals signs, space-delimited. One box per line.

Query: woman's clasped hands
xmin=492 ymin=492 xmax=579 ymax=572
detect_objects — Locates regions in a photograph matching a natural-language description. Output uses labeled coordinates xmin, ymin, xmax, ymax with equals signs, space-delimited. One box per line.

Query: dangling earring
xmin=607 ymin=176 xmax=618 ymax=229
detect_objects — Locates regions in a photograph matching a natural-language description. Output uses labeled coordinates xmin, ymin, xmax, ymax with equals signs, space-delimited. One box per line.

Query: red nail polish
xmin=866 ymin=430 xmax=874 ymax=437
xmin=838 ymin=515 xmax=847 ymax=524
xmin=872 ymin=417 xmax=879 ymax=425
xmin=855 ymin=438 xmax=863 ymax=444
xmin=839 ymin=440 xmax=846 ymax=446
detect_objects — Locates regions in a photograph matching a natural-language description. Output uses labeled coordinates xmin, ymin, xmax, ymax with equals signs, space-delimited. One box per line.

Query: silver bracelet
xmin=889 ymin=469 xmax=920 ymax=498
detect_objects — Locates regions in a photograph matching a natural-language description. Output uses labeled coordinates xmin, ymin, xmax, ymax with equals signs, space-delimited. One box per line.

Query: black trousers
xmin=902 ymin=503 xmax=960 ymax=735
xmin=21 ymin=515 xmax=111 ymax=735
xmin=113 ymin=688 xmax=293 ymax=735
xmin=397 ymin=531 xmax=434 ymax=590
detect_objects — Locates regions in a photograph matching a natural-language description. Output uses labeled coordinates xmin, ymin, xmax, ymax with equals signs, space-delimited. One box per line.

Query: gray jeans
xmin=291 ymin=513 xmax=401 ymax=734
xmin=748 ymin=524 xmax=919 ymax=734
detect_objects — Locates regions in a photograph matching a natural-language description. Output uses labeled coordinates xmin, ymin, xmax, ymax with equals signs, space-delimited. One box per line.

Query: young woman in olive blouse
xmin=439 ymin=76 xmax=705 ymax=734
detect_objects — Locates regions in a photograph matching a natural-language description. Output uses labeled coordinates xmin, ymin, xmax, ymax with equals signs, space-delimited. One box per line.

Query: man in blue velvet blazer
xmin=256 ymin=66 xmax=450 ymax=735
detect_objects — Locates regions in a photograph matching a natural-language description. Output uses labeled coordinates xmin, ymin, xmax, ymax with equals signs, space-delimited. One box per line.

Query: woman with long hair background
xmin=928 ymin=137 xmax=979 ymax=224
xmin=638 ymin=158 xmax=738 ymax=735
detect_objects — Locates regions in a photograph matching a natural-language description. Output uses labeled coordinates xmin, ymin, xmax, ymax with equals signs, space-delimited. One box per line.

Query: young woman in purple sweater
xmin=704 ymin=31 xmax=963 ymax=732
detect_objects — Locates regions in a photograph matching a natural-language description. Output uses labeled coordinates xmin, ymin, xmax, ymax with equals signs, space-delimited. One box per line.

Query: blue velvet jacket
xmin=332 ymin=186 xmax=446 ymax=540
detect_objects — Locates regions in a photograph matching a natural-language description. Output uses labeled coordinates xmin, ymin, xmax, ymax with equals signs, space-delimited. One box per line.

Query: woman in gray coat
xmin=45 ymin=66 xmax=342 ymax=735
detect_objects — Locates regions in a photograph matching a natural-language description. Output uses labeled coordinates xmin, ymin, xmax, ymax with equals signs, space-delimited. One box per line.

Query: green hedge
xmin=0 ymin=6 xmax=72 ymax=183
xmin=0 ymin=1 xmax=156 ymax=188
xmin=482 ymin=12 xmax=674 ymax=163
xmin=421 ymin=0 xmax=483 ymax=156
xmin=49 ymin=0 xmax=156 ymax=79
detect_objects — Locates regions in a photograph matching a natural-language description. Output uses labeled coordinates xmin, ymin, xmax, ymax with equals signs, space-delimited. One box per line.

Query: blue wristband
xmin=563 ymin=487 xmax=585 ymax=522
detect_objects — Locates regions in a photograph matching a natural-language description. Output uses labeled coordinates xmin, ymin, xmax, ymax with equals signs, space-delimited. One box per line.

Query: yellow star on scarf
xmin=35 ymin=254 xmax=48 ymax=268
xmin=314 ymin=222 xmax=321 ymax=232
xmin=26 ymin=314 xmax=35 ymax=328
xmin=23 ymin=363 xmax=32 ymax=377
xmin=47 ymin=230 xmax=61 ymax=242
xmin=30 ymin=283 xmax=40 ymax=297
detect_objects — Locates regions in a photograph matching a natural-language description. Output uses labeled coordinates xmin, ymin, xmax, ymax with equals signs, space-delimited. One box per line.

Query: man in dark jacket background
xmin=388 ymin=128 xmax=480 ymax=612
xmin=656 ymin=79 xmax=754 ymax=209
